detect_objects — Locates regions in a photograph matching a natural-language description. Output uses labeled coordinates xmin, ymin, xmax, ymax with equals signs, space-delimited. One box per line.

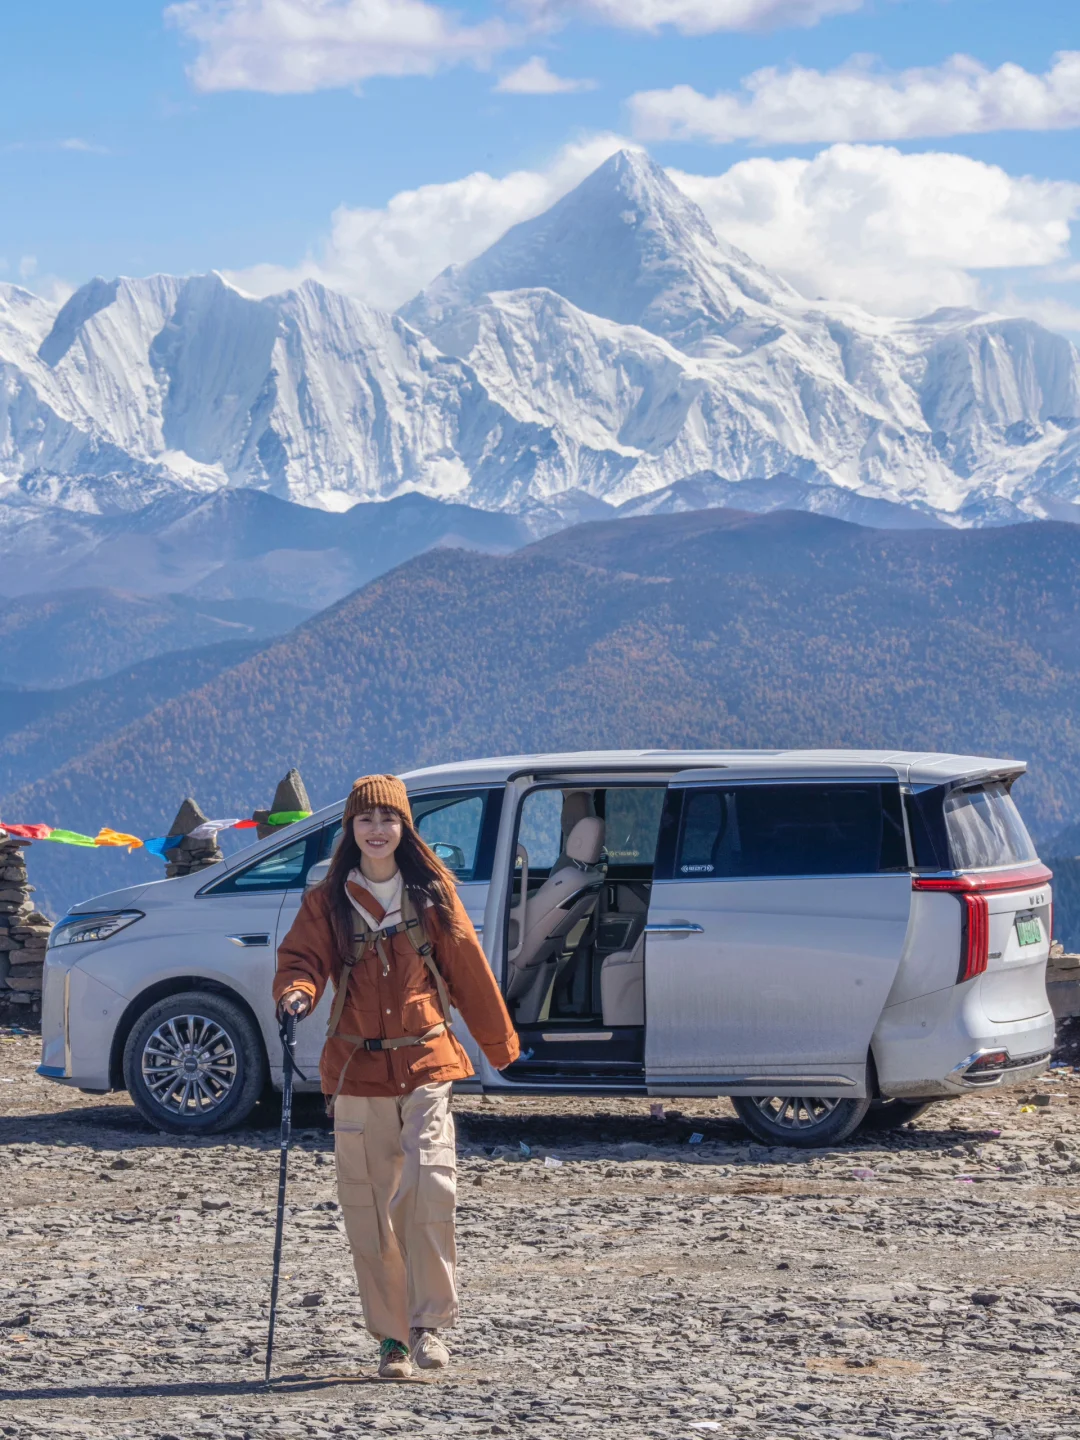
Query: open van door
xmin=643 ymin=765 xmax=913 ymax=1097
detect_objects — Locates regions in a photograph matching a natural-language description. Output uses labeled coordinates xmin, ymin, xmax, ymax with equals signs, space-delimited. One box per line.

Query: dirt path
xmin=1 ymin=1027 xmax=1079 ymax=1439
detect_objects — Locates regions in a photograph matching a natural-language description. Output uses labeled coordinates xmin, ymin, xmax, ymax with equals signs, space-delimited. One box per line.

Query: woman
xmin=274 ymin=774 xmax=520 ymax=1379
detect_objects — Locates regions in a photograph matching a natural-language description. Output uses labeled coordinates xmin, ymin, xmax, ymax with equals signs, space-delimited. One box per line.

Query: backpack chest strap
xmin=325 ymin=894 xmax=454 ymax=1041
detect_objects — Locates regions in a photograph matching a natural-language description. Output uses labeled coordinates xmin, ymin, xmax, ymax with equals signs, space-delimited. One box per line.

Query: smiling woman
xmin=272 ymin=772 xmax=519 ymax=1379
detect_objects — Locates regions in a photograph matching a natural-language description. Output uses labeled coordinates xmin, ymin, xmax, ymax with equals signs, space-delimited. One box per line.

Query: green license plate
xmin=1015 ymin=915 xmax=1041 ymax=947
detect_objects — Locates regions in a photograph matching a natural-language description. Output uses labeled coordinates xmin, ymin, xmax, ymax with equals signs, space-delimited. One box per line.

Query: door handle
xmin=227 ymin=933 xmax=270 ymax=947
xmin=644 ymin=922 xmax=704 ymax=936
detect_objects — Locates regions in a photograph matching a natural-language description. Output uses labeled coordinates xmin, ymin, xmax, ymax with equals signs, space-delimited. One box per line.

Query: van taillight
xmin=910 ymin=869 xmax=1043 ymax=985
xmin=958 ymin=894 xmax=990 ymax=983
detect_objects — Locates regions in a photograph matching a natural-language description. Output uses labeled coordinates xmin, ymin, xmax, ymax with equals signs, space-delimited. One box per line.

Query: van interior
xmin=500 ymin=785 xmax=665 ymax=1088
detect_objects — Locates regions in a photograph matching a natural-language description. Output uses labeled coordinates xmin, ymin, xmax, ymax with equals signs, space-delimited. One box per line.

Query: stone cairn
xmin=254 ymin=769 xmax=312 ymax=840
xmin=162 ymin=798 xmax=226 ymax=877
xmin=0 ymin=826 xmax=53 ymax=1019
xmin=158 ymin=770 xmax=312 ymax=877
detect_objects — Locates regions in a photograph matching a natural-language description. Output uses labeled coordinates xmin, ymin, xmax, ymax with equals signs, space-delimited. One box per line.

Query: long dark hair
xmin=319 ymin=809 xmax=461 ymax=965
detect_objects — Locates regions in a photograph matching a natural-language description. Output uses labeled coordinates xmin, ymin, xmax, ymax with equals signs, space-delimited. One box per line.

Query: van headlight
xmin=48 ymin=911 xmax=144 ymax=948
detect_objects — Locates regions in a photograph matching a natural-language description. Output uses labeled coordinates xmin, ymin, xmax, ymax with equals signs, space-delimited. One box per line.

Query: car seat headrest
xmin=564 ymin=816 xmax=605 ymax=866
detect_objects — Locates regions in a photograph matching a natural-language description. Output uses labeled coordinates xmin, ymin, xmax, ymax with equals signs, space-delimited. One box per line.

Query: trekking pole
xmin=265 ymin=1010 xmax=306 ymax=1387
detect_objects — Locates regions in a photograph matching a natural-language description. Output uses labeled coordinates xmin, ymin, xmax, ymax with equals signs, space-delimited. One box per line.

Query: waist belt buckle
xmin=364 ymin=1038 xmax=384 ymax=1052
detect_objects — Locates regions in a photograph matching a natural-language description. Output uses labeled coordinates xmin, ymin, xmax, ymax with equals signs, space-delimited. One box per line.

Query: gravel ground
xmin=1 ymin=1026 xmax=1080 ymax=1440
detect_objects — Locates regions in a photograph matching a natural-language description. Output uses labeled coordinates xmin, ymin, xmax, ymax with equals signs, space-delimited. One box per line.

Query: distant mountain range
xmin=2 ymin=149 xmax=1078 ymax=533
xmin=0 ymin=487 xmax=537 ymax=605
xmin=7 ymin=508 xmax=1080 ymax=927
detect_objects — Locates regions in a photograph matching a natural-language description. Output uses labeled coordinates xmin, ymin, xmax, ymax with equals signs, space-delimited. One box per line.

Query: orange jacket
xmin=273 ymin=881 xmax=519 ymax=1098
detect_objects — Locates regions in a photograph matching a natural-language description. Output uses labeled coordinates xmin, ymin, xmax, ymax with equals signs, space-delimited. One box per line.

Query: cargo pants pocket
xmin=335 ymin=1122 xmax=379 ymax=1254
xmin=415 ymin=1144 xmax=457 ymax=1224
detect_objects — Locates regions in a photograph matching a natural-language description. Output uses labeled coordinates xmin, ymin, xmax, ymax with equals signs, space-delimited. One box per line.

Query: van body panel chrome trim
xmin=540 ymin=1031 xmax=613 ymax=1043
xmin=649 ymin=1074 xmax=857 ymax=1088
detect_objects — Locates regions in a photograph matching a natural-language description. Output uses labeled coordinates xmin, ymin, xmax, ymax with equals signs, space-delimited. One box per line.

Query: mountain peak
xmin=401 ymin=147 xmax=790 ymax=350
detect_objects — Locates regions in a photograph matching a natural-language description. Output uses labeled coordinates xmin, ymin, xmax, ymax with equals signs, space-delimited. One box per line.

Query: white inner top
xmin=347 ymin=867 xmax=403 ymax=929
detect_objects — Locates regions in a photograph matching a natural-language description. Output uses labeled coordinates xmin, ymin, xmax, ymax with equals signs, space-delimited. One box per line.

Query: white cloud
xmin=226 ymin=134 xmax=628 ymax=307
xmin=227 ymin=137 xmax=1080 ymax=328
xmin=999 ymin=293 xmax=1080 ymax=337
xmin=495 ymin=55 xmax=596 ymax=93
xmin=166 ymin=0 xmax=513 ymax=93
xmin=672 ymin=145 xmax=1080 ymax=316
xmin=631 ymin=50 xmax=1080 ymax=144
xmin=519 ymin=0 xmax=863 ymax=35
xmin=4 ymin=137 xmax=110 ymax=154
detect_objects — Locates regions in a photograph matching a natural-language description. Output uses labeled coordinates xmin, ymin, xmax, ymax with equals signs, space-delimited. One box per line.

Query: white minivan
xmin=38 ymin=750 xmax=1055 ymax=1147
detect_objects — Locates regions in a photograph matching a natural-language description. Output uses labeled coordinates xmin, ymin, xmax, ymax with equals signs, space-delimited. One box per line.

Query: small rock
xmin=201 ymin=1194 xmax=231 ymax=1211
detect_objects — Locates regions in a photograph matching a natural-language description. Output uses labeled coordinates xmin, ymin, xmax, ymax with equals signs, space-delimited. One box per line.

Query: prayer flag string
xmin=0 ymin=810 xmax=312 ymax=853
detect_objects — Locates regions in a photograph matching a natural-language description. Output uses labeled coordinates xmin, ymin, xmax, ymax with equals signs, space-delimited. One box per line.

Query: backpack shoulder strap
xmin=326 ymin=907 xmax=372 ymax=1039
xmin=400 ymin=888 xmax=454 ymax=1024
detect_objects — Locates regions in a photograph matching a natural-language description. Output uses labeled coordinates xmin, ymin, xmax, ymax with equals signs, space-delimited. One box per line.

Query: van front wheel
xmin=123 ymin=990 xmax=267 ymax=1135
xmin=732 ymin=1094 xmax=871 ymax=1148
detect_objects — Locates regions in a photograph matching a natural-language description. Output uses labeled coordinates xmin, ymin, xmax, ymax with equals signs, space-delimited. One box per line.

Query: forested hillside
xmin=0 ymin=589 xmax=307 ymax=688
xmin=7 ymin=509 xmax=1080 ymax=917
xmin=0 ymin=638 xmax=263 ymax=796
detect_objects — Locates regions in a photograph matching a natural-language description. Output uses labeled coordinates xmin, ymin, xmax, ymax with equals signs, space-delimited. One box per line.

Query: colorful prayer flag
xmin=94 ymin=828 xmax=144 ymax=851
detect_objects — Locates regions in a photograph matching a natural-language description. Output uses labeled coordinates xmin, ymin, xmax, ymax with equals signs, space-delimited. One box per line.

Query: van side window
xmin=603 ymin=788 xmax=666 ymax=868
xmin=943 ymin=782 xmax=1036 ymax=870
xmin=516 ymin=789 xmax=563 ymax=872
xmin=413 ymin=790 xmax=496 ymax=881
xmin=206 ymin=835 xmax=311 ymax=894
xmin=676 ymin=784 xmax=908 ymax=878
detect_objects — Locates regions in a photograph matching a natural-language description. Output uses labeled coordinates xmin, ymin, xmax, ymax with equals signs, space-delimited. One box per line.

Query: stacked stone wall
xmin=0 ymin=829 xmax=52 ymax=1020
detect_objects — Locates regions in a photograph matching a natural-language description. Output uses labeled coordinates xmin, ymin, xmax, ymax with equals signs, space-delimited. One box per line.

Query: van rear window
xmin=943 ymin=782 xmax=1036 ymax=870
xmin=677 ymin=783 xmax=908 ymax=878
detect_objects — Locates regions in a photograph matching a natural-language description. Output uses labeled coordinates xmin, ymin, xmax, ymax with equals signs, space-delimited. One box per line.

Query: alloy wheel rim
xmin=141 ymin=1014 xmax=238 ymax=1115
xmin=752 ymin=1095 xmax=840 ymax=1130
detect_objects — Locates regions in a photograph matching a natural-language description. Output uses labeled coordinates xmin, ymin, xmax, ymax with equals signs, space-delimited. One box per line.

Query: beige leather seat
xmin=505 ymin=816 xmax=605 ymax=1023
xmin=600 ymin=934 xmax=644 ymax=1026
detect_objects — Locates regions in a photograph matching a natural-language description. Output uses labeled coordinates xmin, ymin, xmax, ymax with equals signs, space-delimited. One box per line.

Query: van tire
xmin=859 ymin=1098 xmax=938 ymax=1132
xmin=732 ymin=1094 xmax=871 ymax=1148
xmin=123 ymin=991 xmax=267 ymax=1136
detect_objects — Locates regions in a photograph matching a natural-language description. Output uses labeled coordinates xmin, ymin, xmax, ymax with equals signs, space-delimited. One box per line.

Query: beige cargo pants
xmin=334 ymin=1083 xmax=458 ymax=1344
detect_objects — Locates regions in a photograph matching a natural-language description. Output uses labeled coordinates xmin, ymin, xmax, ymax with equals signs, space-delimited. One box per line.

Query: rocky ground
xmin=1 ymin=1027 xmax=1079 ymax=1440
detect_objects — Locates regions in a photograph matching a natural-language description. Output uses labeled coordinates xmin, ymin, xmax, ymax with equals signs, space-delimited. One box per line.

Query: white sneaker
xmin=378 ymin=1338 xmax=413 ymax=1379
xmin=410 ymin=1327 xmax=450 ymax=1369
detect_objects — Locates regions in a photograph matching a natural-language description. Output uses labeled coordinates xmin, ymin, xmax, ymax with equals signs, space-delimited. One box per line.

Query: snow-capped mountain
xmin=405 ymin=151 xmax=1080 ymax=520
xmin=1 ymin=149 xmax=1078 ymax=531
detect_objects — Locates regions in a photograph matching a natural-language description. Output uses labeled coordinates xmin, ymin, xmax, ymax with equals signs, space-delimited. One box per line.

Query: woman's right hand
xmin=278 ymin=989 xmax=312 ymax=1019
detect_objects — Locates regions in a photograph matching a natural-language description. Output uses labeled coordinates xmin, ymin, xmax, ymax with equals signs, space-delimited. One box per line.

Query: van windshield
xmin=943 ymin=782 xmax=1036 ymax=870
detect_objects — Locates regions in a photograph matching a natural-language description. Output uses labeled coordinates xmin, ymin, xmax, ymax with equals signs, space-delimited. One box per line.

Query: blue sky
xmin=2 ymin=0 xmax=1079 ymax=329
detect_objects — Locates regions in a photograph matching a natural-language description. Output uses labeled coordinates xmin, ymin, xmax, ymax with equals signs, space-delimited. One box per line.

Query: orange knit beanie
xmin=344 ymin=774 xmax=412 ymax=824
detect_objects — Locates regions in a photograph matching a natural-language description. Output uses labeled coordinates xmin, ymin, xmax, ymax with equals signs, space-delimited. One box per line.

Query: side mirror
xmin=305 ymin=858 xmax=331 ymax=890
xmin=431 ymin=842 xmax=466 ymax=871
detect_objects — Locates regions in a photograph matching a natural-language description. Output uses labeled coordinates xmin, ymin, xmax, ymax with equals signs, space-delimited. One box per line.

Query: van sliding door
xmin=644 ymin=771 xmax=912 ymax=1096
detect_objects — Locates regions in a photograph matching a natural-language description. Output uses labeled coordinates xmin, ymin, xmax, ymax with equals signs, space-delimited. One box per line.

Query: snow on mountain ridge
xmin=401 ymin=148 xmax=799 ymax=355
xmin=1 ymin=149 xmax=1078 ymax=526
